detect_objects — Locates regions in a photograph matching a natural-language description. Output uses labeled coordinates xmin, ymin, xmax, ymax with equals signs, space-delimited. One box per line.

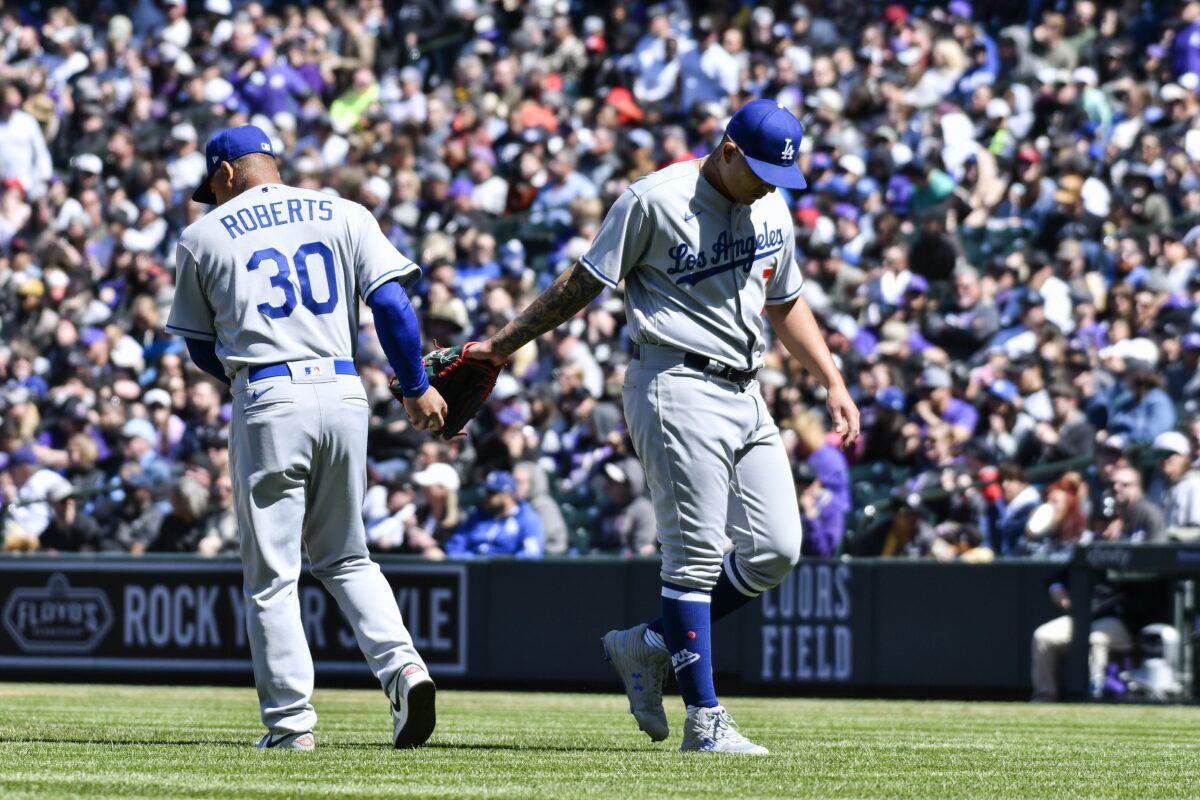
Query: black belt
xmin=631 ymin=343 xmax=758 ymax=385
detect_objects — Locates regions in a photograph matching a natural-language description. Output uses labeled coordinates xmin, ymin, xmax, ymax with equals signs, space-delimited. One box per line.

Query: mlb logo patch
xmin=304 ymin=365 xmax=322 ymax=376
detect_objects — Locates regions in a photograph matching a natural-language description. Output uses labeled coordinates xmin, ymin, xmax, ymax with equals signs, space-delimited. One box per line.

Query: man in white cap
xmin=0 ymin=82 xmax=53 ymax=199
xmin=167 ymin=122 xmax=207 ymax=195
xmin=1152 ymin=431 xmax=1200 ymax=541
xmin=1 ymin=448 xmax=71 ymax=549
xmin=121 ymin=418 xmax=172 ymax=485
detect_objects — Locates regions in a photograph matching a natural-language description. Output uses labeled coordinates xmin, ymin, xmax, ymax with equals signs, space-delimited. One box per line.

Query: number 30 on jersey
xmin=246 ymin=241 xmax=338 ymax=319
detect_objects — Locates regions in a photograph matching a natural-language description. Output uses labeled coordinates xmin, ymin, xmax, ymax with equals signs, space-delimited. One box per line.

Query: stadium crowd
xmin=3 ymin=0 xmax=1200 ymax=562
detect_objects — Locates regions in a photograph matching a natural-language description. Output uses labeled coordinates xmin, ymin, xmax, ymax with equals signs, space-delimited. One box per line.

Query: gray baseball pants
xmin=622 ymin=344 xmax=803 ymax=594
xmin=229 ymin=358 xmax=426 ymax=736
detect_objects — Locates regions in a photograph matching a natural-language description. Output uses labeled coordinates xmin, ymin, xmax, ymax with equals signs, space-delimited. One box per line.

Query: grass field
xmin=0 ymin=684 xmax=1198 ymax=799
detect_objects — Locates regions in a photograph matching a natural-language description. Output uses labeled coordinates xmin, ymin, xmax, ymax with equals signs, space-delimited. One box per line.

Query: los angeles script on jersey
xmin=666 ymin=222 xmax=784 ymax=287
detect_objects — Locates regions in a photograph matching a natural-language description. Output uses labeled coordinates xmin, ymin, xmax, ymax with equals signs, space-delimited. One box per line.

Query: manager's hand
xmin=403 ymin=386 xmax=448 ymax=433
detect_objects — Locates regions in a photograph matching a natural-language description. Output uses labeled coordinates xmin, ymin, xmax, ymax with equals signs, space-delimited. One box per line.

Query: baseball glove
xmin=391 ymin=342 xmax=501 ymax=439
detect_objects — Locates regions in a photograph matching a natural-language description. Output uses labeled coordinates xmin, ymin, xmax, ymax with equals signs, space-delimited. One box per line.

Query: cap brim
xmin=192 ymin=173 xmax=217 ymax=204
xmin=743 ymin=154 xmax=808 ymax=190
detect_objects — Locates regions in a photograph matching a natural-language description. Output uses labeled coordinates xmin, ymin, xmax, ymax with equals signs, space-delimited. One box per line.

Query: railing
xmin=2 ymin=447 xmax=1141 ymax=558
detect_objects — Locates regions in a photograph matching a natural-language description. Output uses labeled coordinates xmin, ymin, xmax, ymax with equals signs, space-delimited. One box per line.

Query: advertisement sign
xmin=0 ymin=560 xmax=467 ymax=676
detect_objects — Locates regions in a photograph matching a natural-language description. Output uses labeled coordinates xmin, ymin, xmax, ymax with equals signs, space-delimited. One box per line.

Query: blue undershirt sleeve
xmin=366 ymin=279 xmax=430 ymax=398
xmin=185 ymin=338 xmax=230 ymax=385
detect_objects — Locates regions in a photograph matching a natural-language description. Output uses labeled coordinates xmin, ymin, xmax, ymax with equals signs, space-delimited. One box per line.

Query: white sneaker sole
xmin=393 ymin=673 xmax=437 ymax=749
xmin=680 ymin=741 xmax=770 ymax=755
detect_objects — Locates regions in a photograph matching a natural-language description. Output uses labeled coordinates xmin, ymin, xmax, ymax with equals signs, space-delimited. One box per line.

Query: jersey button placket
xmin=731 ymin=205 xmax=756 ymax=372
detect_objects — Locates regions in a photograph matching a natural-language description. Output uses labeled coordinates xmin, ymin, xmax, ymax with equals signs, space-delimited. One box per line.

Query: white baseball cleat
xmin=390 ymin=662 xmax=437 ymax=749
xmin=255 ymin=731 xmax=315 ymax=750
xmin=602 ymin=623 xmax=671 ymax=742
xmin=679 ymin=705 xmax=769 ymax=755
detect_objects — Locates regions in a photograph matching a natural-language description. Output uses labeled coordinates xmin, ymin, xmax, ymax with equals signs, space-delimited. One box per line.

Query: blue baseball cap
xmin=192 ymin=125 xmax=277 ymax=204
xmin=483 ymin=470 xmax=517 ymax=495
xmin=905 ymin=274 xmax=930 ymax=294
xmin=875 ymin=387 xmax=907 ymax=412
xmin=725 ymin=99 xmax=808 ymax=190
xmin=989 ymin=379 xmax=1020 ymax=403
xmin=8 ymin=447 xmax=39 ymax=467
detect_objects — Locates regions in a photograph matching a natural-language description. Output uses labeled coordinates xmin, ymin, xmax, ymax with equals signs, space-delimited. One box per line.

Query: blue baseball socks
xmin=644 ymin=555 xmax=758 ymax=651
xmin=659 ymin=583 xmax=717 ymax=708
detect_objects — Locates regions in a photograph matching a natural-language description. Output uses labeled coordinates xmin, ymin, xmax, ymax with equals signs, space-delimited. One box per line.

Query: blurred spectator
xmin=514 ymin=461 xmax=568 ymax=556
xmin=1151 ymin=431 xmax=1200 ymax=541
xmin=1031 ymin=576 xmax=1132 ymax=703
xmin=455 ymin=231 xmax=501 ymax=311
xmin=120 ymin=418 xmax=173 ymax=486
xmin=149 ymin=475 xmax=209 ymax=552
xmin=861 ymin=387 xmax=912 ymax=465
xmin=1028 ymin=381 xmax=1095 ymax=464
xmin=849 ymin=491 xmax=936 ymax=558
xmin=0 ymin=82 xmax=52 ymax=199
xmin=530 ymin=149 xmax=597 ymax=227
xmin=444 ymin=471 xmax=543 ymax=559
xmin=794 ymin=461 xmax=844 ymax=558
xmin=930 ymin=523 xmax=993 ymax=563
xmin=2 ymin=447 xmax=71 ymax=550
xmin=362 ymin=478 xmax=419 ymax=554
xmin=197 ymin=472 xmax=237 ymax=557
xmin=1103 ymin=465 xmax=1166 ymax=543
xmin=993 ymin=462 xmax=1042 ymax=556
xmin=914 ymin=366 xmax=978 ymax=444
xmin=103 ymin=470 xmax=163 ymax=555
xmin=1024 ymin=474 xmax=1088 ymax=557
xmin=591 ymin=460 xmax=656 ymax=556
xmin=922 ymin=265 xmax=999 ymax=361
xmin=789 ymin=410 xmax=850 ymax=518
xmin=40 ymin=481 xmax=102 ymax=552
xmin=1107 ymin=368 xmax=1177 ymax=444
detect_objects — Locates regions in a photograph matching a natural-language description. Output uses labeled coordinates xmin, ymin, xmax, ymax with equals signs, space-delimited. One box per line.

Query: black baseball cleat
xmin=390 ymin=663 xmax=437 ymax=749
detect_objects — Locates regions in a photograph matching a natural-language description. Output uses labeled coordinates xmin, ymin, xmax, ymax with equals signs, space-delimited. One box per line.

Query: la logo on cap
xmin=725 ymin=98 xmax=808 ymax=190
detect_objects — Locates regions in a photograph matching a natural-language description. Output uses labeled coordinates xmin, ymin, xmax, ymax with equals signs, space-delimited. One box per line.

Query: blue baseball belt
xmin=247 ymin=359 xmax=358 ymax=382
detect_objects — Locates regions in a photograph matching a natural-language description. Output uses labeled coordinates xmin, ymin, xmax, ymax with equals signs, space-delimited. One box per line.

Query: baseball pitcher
xmin=468 ymin=101 xmax=860 ymax=753
xmin=166 ymin=125 xmax=443 ymax=750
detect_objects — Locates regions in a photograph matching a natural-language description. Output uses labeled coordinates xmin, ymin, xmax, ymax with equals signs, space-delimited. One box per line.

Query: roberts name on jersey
xmin=218 ymin=196 xmax=335 ymax=240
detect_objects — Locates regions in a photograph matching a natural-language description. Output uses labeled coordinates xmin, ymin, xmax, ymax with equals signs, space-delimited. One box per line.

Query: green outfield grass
xmin=0 ymin=683 xmax=1198 ymax=799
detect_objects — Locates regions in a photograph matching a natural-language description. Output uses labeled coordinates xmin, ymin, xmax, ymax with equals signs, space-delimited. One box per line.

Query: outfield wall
xmin=0 ymin=556 xmax=1104 ymax=697
xmin=2 ymin=556 xmax=1190 ymax=700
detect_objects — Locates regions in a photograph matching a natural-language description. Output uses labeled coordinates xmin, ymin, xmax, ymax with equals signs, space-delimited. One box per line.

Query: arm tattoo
xmin=488 ymin=262 xmax=606 ymax=357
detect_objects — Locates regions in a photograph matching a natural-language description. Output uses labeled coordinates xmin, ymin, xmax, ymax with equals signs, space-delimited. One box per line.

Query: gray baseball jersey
xmin=166 ymin=184 xmax=419 ymax=376
xmin=580 ymin=159 xmax=804 ymax=372
xmin=588 ymin=159 xmax=805 ymax=593
xmin=166 ymin=182 xmax=427 ymax=739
